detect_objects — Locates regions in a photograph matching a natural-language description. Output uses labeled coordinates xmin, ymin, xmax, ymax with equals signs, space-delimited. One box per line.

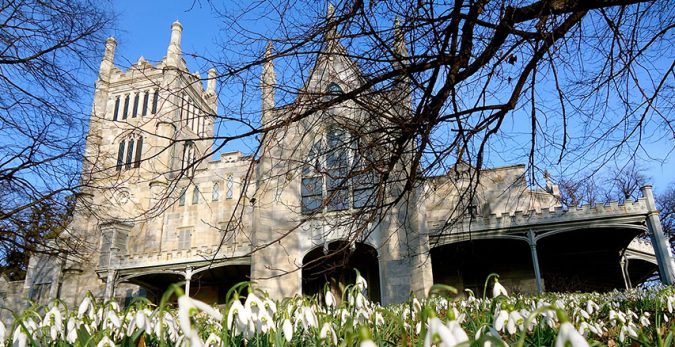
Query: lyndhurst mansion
xmin=1 ymin=19 xmax=674 ymax=312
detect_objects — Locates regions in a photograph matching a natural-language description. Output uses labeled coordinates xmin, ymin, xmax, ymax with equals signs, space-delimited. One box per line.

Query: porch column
xmin=104 ymin=269 xmax=117 ymax=300
xmin=620 ymin=256 xmax=632 ymax=289
xmin=184 ymin=267 xmax=193 ymax=297
xmin=527 ymin=230 xmax=543 ymax=294
xmin=641 ymin=185 xmax=675 ymax=284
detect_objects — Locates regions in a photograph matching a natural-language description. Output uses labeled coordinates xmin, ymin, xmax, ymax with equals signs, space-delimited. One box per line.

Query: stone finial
xmin=98 ymin=37 xmax=116 ymax=82
xmin=393 ymin=17 xmax=408 ymax=58
xmin=326 ymin=3 xmax=337 ymax=40
xmin=207 ymin=68 xmax=217 ymax=94
xmin=167 ymin=20 xmax=183 ymax=67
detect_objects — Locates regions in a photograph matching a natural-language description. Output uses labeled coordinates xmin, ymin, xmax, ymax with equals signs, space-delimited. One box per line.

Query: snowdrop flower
xmin=178 ymin=295 xmax=223 ymax=346
xmin=42 ymin=306 xmax=63 ymax=340
xmin=255 ymin=310 xmax=275 ymax=333
xmin=585 ymin=300 xmax=599 ymax=315
xmin=320 ymin=322 xmax=338 ymax=345
xmin=325 ymin=290 xmax=336 ymax=308
xmin=78 ymin=295 xmax=93 ymax=319
xmin=300 ymin=306 xmax=318 ymax=330
xmin=245 ymin=292 xmax=265 ymax=321
xmin=423 ymin=317 xmax=468 ymax=347
xmin=555 ymin=322 xmax=590 ymax=347
xmin=639 ymin=314 xmax=650 ymax=327
xmin=494 ymin=310 xmax=509 ymax=332
xmin=12 ymin=326 xmax=28 ymax=347
xmin=360 ymin=340 xmax=378 ymax=347
xmin=96 ymin=336 xmax=115 ymax=347
xmin=227 ymin=300 xmax=250 ymax=336
xmin=282 ymin=318 xmax=293 ymax=342
xmin=65 ymin=317 xmax=78 ymax=344
xmin=506 ymin=310 xmax=524 ymax=335
xmin=204 ymin=333 xmax=221 ymax=346
xmin=492 ymin=279 xmax=508 ymax=298
xmin=355 ymin=273 xmax=368 ymax=292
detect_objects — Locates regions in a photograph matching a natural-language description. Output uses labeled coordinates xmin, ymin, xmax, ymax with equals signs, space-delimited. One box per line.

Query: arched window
xmin=326 ymin=82 xmax=343 ymax=96
xmin=212 ymin=182 xmax=220 ymax=201
xmin=178 ymin=188 xmax=186 ymax=206
xmin=226 ymin=175 xmax=234 ymax=199
xmin=182 ymin=142 xmax=196 ymax=177
xmin=300 ymin=128 xmax=379 ymax=214
xmin=192 ymin=185 xmax=200 ymax=204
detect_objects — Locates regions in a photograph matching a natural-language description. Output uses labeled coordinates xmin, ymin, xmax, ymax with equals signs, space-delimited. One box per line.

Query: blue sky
xmin=107 ymin=1 xmax=674 ymax=193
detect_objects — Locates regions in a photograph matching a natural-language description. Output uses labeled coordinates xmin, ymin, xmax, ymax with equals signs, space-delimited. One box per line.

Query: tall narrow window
xmin=226 ymin=175 xmax=234 ymax=199
xmin=353 ymin=147 xmax=377 ymax=208
xmin=125 ymin=138 xmax=135 ymax=170
xmin=201 ymin=116 xmax=207 ymax=136
xmin=132 ymin=93 xmax=139 ymax=117
xmin=122 ymin=94 xmax=130 ymax=119
xmin=116 ymin=140 xmax=125 ymax=171
xmin=212 ymin=183 xmax=220 ymax=201
xmin=179 ymin=95 xmax=185 ymax=122
xmin=178 ymin=189 xmax=186 ymax=206
xmin=142 ymin=91 xmax=149 ymax=116
xmin=326 ymin=129 xmax=349 ymax=211
xmin=113 ymin=96 xmax=120 ymax=121
xmin=301 ymin=142 xmax=324 ymax=214
xmin=134 ymin=137 xmax=143 ymax=168
xmin=196 ymin=112 xmax=201 ymax=136
xmin=192 ymin=185 xmax=200 ymax=205
xmin=178 ymin=229 xmax=191 ymax=250
xmin=152 ymin=89 xmax=159 ymax=114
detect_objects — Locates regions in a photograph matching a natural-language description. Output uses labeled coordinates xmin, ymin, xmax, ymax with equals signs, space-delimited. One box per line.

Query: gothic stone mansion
xmin=4 ymin=21 xmax=674 ymax=310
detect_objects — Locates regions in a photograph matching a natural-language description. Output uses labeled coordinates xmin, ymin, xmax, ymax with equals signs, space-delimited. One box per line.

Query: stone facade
xmin=4 ymin=20 xmax=675 ymax=314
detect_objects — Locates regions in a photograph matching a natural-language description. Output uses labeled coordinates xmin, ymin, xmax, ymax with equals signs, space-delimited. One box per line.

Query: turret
xmin=166 ymin=20 xmax=183 ymax=68
xmin=261 ymin=42 xmax=275 ymax=126
xmin=98 ymin=37 xmax=116 ymax=83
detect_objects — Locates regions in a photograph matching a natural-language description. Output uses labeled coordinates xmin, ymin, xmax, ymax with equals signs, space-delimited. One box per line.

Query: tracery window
xmin=115 ymin=136 xmax=144 ymax=171
xmin=226 ymin=175 xmax=234 ymax=199
xmin=192 ymin=185 xmax=200 ymax=204
xmin=212 ymin=182 xmax=220 ymax=201
xmin=326 ymin=82 xmax=343 ymax=98
xmin=300 ymin=128 xmax=378 ymax=215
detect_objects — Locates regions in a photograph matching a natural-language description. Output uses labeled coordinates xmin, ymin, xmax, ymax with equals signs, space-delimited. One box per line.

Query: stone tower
xmin=23 ymin=21 xmax=219 ymax=304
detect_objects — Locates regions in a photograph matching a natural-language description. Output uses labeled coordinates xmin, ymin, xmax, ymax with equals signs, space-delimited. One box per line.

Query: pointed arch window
xmin=212 ymin=182 xmax=220 ymax=201
xmin=192 ymin=185 xmax=200 ymax=205
xmin=113 ymin=96 xmax=120 ymax=121
xmin=326 ymin=82 xmax=343 ymax=97
xmin=300 ymin=129 xmax=379 ymax=214
xmin=152 ymin=89 xmax=159 ymax=114
xmin=142 ymin=91 xmax=149 ymax=116
xmin=226 ymin=175 xmax=234 ymax=199
xmin=178 ymin=188 xmax=186 ymax=206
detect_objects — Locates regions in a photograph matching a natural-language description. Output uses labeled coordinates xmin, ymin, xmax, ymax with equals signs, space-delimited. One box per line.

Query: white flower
xmin=325 ymin=290 xmax=336 ymax=308
xmin=78 ymin=295 xmax=93 ymax=318
xmin=178 ymin=295 xmax=223 ymax=345
xmin=282 ymin=318 xmax=293 ymax=342
xmin=424 ymin=317 xmax=467 ymax=347
xmin=494 ymin=310 xmax=509 ymax=332
xmin=12 ymin=326 xmax=27 ymax=347
xmin=300 ymin=306 xmax=318 ymax=329
xmin=360 ymin=340 xmax=378 ymax=347
xmin=245 ymin=292 xmax=265 ymax=321
xmin=492 ymin=279 xmax=508 ymax=298
xmin=320 ymin=322 xmax=337 ymax=345
xmin=555 ymin=322 xmax=590 ymax=347
xmin=204 ymin=333 xmax=221 ymax=346
xmin=96 ymin=336 xmax=115 ymax=347
xmin=506 ymin=310 xmax=524 ymax=335
xmin=227 ymin=300 xmax=250 ymax=336
xmin=356 ymin=273 xmax=368 ymax=292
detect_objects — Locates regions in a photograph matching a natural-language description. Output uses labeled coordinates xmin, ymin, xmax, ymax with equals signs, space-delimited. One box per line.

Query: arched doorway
xmin=302 ymin=241 xmax=381 ymax=303
xmin=431 ymin=239 xmax=535 ymax=295
xmin=537 ymin=226 xmax=644 ymax=292
xmin=121 ymin=264 xmax=250 ymax=305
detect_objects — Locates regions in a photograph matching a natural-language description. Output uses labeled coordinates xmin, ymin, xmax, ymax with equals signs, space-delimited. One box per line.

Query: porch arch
xmin=302 ymin=241 xmax=381 ymax=303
